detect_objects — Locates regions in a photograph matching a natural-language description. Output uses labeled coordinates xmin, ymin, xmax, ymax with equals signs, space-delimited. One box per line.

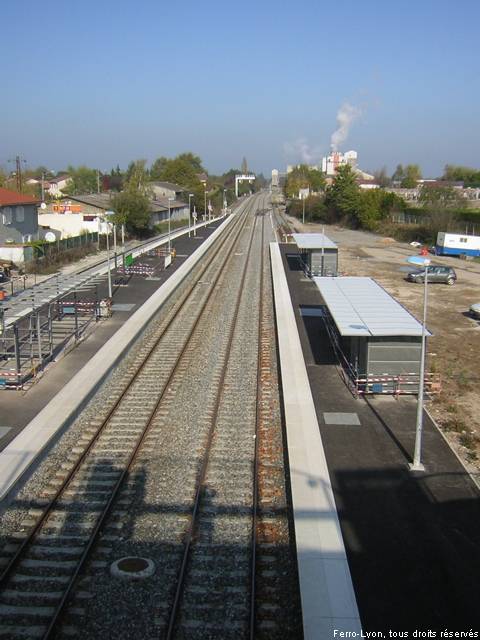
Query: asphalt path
xmin=280 ymin=243 xmax=480 ymax=632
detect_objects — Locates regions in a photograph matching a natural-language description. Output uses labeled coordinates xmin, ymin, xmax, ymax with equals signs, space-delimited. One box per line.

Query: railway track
xmin=0 ymin=193 xmax=302 ymax=639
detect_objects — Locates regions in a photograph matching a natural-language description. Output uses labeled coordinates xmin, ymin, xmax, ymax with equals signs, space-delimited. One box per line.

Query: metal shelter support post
xmin=168 ymin=199 xmax=172 ymax=253
xmin=106 ymin=227 xmax=112 ymax=299
xmin=188 ymin=194 xmax=193 ymax=238
xmin=48 ymin=304 xmax=54 ymax=356
xmin=74 ymin=290 xmax=79 ymax=340
xmin=321 ymin=225 xmax=325 ymax=276
xmin=13 ymin=323 xmax=21 ymax=382
xmin=36 ymin=312 xmax=42 ymax=364
xmin=113 ymin=224 xmax=118 ymax=269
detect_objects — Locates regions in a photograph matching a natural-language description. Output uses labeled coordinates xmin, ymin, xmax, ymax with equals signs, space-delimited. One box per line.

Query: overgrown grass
xmin=456 ymin=370 xmax=472 ymax=391
xmin=24 ymin=244 xmax=99 ymax=275
xmin=442 ymin=416 xmax=467 ymax=433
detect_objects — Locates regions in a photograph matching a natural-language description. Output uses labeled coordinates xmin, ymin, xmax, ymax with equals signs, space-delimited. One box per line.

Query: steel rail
xmin=42 ymin=198 xmax=260 ymax=638
xmin=0 ymin=199 xmax=249 ymax=588
xmin=41 ymin=198 xmax=257 ymax=638
xmin=249 ymin=212 xmax=265 ymax=639
xmin=0 ymin=198 xmax=256 ymax=639
xmin=164 ymin=199 xmax=262 ymax=640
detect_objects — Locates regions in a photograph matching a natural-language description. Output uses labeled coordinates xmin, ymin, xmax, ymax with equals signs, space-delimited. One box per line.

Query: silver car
xmin=407 ymin=265 xmax=457 ymax=285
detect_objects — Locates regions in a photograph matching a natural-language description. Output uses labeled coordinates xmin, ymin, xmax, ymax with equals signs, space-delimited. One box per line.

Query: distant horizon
xmin=2 ymin=151 xmax=475 ymax=183
xmin=3 ymin=0 xmax=479 ymax=182
xmin=0 ymin=154 xmax=472 ymax=180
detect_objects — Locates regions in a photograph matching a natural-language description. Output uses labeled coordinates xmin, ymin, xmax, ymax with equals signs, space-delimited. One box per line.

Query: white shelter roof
xmin=313 ymin=277 xmax=431 ymax=337
xmin=292 ymin=233 xmax=337 ymax=250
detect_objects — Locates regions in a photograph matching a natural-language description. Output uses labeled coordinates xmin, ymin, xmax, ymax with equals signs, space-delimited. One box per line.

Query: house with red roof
xmin=0 ymin=188 xmax=40 ymax=244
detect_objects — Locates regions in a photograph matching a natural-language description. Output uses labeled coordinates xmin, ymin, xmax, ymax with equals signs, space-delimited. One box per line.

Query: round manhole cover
xmin=110 ymin=556 xmax=155 ymax=579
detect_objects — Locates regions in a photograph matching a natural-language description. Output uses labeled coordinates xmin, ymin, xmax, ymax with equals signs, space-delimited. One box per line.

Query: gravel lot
xmin=287 ymin=215 xmax=480 ymax=474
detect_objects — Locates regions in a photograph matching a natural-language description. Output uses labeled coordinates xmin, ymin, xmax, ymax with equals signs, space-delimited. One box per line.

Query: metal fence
xmin=33 ymin=232 xmax=99 ymax=259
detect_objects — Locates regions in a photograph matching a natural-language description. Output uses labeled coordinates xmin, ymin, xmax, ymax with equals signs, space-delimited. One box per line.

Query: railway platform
xmin=274 ymin=241 xmax=480 ymax=632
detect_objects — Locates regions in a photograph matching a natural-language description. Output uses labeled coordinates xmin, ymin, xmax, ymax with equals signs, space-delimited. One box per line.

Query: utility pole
xmin=97 ymin=170 xmax=100 ymax=194
xmin=8 ymin=156 xmax=26 ymax=192
xmin=16 ymin=156 xmax=22 ymax=191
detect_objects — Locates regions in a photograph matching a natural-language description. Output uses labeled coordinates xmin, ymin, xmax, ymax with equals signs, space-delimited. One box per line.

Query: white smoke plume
xmin=283 ymin=137 xmax=323 ymax=165
xmin=331 ymin=102 xmax=361 ymax=150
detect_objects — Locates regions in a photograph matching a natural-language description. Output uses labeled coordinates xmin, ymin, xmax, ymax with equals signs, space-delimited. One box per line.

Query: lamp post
xmin=188 ymin=193 xmax=194 ymax=238
xmin=302 ymin=194 xmax=306 ymax=225
xmin=106 ymin=221 xmax=112 ymax=299
xmin=223 ymin=189 xmax=227 ymax=215
xmin=168 ymin=197 xmax=174 ymax=253
xmin=406 ymin=255 xmax=431 ymax=472
xmin=204 ymin=186 xmax=207 ymax=222
xmin=41 ymin=170 xmax=54 ymax=203
xmin=113 ymin=223 xmax=117 ymax=269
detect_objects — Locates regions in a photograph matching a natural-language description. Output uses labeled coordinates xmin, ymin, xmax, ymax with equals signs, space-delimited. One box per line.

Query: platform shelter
xmin=313 ymin=276 xmax=434 ymax=394
xmin=292 ymin=233 xmax=338 ymax=277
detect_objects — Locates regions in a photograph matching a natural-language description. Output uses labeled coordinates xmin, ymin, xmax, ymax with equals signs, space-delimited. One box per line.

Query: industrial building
xmin=314 ymin=276 xmax=431 ymax=394
xmin=321 ymin=149 xmax=358 ymax=175
xmin=320 ymin=149 xmax=375 ymax=183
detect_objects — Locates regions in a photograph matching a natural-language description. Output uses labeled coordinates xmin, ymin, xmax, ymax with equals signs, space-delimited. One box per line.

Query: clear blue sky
xmin=2 ymin=0 xmax=479 ymax=178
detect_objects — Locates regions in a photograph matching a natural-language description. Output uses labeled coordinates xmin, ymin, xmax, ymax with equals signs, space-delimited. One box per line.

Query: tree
xmin=109 ymin=160 xmax=153 ymax=233
xmin=373 ymin=167 xmax=391 ymax=188
xmin=110 ymin=189 xmax=150 ymax=233
xmin=324 ymin=164 xmax=360 ymax=221
xmin=356 ymin=189 xmax=405 ymax=230
xmin=150 ymin=156 xmax=169 ymax=181
xmin=419 ymin=184 xmax=463 ymax=210
xmin=110 ymin=164 xmax=122 ymax=177
xmin=177 ymin=153 xmax=204 ymax=173
xmin=129 ymin=160 xmax=150 ymax=191
xmin=391 ymin=164 xmax=405 ymax=183
xmin=284 ymin=165 xmax=326 ymax=198
xmin=418 ymin=184 xmax=464 ymax=233
xmin=255 ymin=173 xmax=267 ymax=190
xmin=125 ymin=160 xmax=149 ymax=188
xmin=400 ymin=164 xmax=422 ymax=188
xmin=289 ymin=195 xmax=327 ymax=223
xmin=157 ymin=158 xmax=199 ymax=187
xmin=241 ymin=157 xmax=248 ymax=174
xmin=152 ymin=154 xmax=208 ymax=212
xmin=442 ymin=164 xmax=480 ymax=187
xmin=63 ymin=165 xmax=98 ymax=195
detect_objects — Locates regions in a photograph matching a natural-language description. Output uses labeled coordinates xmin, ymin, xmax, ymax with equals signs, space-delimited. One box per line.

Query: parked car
xmin=407 ymin=265 xmax=457 ymax=285
xmin=0 ymin=272 xmax=8 ymax=283
xmin=470 ymin=303 xmax=480 ymax=319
